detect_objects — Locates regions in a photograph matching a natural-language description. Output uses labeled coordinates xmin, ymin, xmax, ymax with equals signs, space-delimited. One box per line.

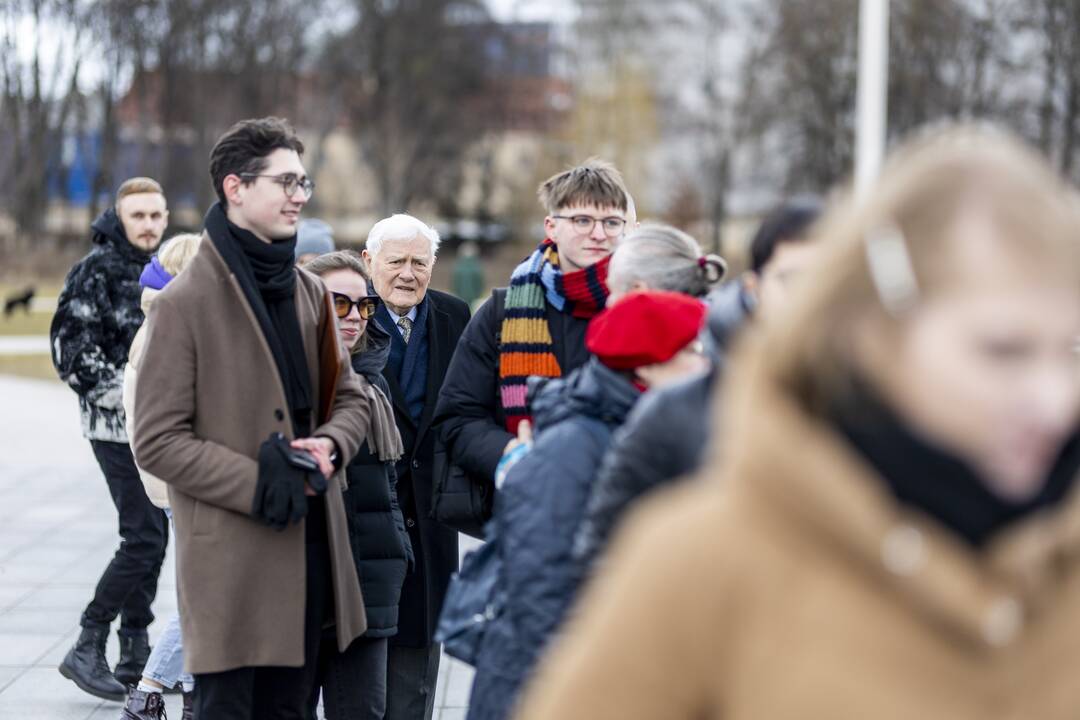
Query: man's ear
xmin=222 ymin=174 xmax=244 ymax=206
xmin=543 ymin=215 xmax=557 ymax=236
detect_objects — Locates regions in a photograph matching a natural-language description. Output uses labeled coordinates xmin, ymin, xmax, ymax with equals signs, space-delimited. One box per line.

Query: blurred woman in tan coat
xmin=515 ymin=126 xmax=1080 ymax=720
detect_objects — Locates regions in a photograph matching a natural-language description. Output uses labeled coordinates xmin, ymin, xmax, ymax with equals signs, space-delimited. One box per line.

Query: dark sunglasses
xmin=332 ymin=292 xmax=380 ymax=320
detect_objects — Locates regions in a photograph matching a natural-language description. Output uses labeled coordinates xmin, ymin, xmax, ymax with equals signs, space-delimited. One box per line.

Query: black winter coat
xmin=466 ymin=359 xmax=640 ymax=720
xmin=435 ymin=288 xmax=593 ymax=485
xmin=50 ymin=208 xmax=152 ymax=442
xmin=382 ymin=289 xmax=471 ymax=647
xmin=573 ymin=368 xmax=718 ymax=565
xmin=344 ymin=320 xmax=414 ymax=637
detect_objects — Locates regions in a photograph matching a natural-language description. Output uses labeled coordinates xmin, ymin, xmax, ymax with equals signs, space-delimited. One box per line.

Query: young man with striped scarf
xmin=434 ymin=159 xmax=634 ymax=530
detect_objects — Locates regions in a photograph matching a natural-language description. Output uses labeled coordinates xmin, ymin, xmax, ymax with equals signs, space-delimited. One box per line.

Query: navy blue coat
xmin=466 ymin=358 xmax=640 ymax=720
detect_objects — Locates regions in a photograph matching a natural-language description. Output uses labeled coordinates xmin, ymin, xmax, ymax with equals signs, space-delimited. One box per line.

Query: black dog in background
xmin=3 ymin=287 xmax=35 ymax=316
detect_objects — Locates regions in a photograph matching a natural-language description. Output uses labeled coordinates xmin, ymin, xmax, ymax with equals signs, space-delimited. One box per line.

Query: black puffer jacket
xmin=344 ymin=319 xmax=415 ymax=637
xmin=50 ymin=208 xmax=151 ymax=442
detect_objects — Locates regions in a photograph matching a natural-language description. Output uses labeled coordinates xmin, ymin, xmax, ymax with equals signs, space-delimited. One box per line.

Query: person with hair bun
xmin=606 ymin=223 xmax=726 ymax=305
xmin=518 ymin=125 xmax=1080 ymax=720
xmin=573 ymin=200 xmax=823 ymax=566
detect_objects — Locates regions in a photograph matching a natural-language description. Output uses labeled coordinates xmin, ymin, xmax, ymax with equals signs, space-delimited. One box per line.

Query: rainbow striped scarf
xmin=498 ymin=239 xmax=610 ymax=433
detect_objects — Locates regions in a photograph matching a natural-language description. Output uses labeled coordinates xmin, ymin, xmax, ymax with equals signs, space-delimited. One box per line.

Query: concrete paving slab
xmin=0 ymin=609 xmax=79 ymax=636
xmin=0 ymin=667 xmax=104 ymax=720
xmin=0 ymin=633 xmax=67 ymax=665
xmin=1 ymin=375 xmax=478 ymax=715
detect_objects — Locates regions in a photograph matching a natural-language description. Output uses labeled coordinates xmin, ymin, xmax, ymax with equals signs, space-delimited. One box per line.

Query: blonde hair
xmin=758 ymin=124 xmax=1080 ymax=414
xmin=157 ymin=233 xmax=202 ymax=277
xmin=116 ymin=177 xmax=164 ymax=207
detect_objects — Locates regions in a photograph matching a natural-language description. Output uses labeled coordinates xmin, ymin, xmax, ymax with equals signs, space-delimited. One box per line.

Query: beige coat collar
xmin=722 ymin=360 xmax=1080 ymax=650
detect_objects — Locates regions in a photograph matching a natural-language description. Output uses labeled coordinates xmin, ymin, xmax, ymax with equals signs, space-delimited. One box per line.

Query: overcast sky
xmin=485 ymin=0 xmax=579 ymax=24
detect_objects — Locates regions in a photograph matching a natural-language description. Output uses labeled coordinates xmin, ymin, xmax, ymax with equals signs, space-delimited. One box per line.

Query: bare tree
xmin=318 ymin=0 xmax=500 ymax=216
xmin=0 ymin=0 xmax=90 ymax=249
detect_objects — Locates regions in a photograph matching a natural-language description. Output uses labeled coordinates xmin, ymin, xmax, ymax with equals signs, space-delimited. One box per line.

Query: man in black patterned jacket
xmin=50 ymin=177 xmax=171 ymax=701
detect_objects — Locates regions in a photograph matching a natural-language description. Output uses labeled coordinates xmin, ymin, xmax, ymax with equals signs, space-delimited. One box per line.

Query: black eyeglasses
xmin=240 ymin=173 xmax=315 ymax=200
xmin=332 ymin=292 xmax=380 ymax=320
xmin=551 ymin=214 xmax=627 ymax=237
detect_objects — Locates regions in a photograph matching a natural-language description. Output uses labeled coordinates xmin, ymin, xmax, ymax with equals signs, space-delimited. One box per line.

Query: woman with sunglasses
xmin=303 ymin=250 xmax=414 ymax=719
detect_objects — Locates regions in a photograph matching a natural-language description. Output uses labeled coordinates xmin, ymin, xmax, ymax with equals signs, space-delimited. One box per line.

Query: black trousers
xmin=307 ymin=634 xmax=388 ymax=720
xmin=385 ymin=643 xmax=441 ymax=720
xmin=82 ymin=440 xmax=169 ymax=630
xmin=194 ymin=541 xmax=334 ymax=720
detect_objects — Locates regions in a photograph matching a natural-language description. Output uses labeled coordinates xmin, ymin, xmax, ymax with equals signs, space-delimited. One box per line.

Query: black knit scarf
xmin=205 ymin=203 xmax=313 ymax=437
xmin=832 ymin=379 xmax=1080 ymax=548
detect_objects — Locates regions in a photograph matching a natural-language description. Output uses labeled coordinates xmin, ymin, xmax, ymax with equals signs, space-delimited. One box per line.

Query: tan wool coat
xmin=124 ymin=287 xmax=169 ymax=509
xmin=133 ymin=235 xmax=371 ymax=675
xmin=517 ymin=362 xmax=1080 ymax=720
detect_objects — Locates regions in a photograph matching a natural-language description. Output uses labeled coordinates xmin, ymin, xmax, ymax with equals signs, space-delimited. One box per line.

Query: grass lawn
xmin=0 ymin=281 xmax=58 ymax=337
xmin=0 ymin=282 xmax=58 ymax=379
xmin=0 ymin=354 xmax=58 ymax=381
xmin=0 ymin=309 xmax=52 ymax=336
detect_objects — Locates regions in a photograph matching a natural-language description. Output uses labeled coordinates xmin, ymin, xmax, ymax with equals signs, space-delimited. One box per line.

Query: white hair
xmin=365 ymin=213 xmax=441 ymax=259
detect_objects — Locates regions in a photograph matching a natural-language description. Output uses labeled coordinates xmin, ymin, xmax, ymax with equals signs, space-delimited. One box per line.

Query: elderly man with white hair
xmin=362 ymin=213 xmax=471 ymax=720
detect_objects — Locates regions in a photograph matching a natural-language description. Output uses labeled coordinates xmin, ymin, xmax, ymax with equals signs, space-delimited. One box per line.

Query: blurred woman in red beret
xmin=463 ymin=290 xmax=709 ymax=720
xmin=516 ymin=125 xmax=1080 ymax=720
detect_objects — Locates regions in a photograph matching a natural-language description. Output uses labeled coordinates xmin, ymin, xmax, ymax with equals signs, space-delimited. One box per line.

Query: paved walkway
xmin=0 ymin=375 xmax=475 ymax=719
xmin=0 ymin=336 xmax=49 ymax=355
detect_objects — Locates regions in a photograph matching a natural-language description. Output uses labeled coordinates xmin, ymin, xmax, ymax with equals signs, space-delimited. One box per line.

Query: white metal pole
xmin=855 ymin=0 xmax=890 ymax=198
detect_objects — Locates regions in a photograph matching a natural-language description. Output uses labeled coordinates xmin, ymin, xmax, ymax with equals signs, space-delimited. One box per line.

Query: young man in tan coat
xmin=133 ymin=117 xmax=372 ymax=719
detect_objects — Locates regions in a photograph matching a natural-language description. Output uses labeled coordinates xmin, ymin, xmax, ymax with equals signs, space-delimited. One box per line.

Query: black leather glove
xmin=252 ymin=433 xmax=311 ymax=530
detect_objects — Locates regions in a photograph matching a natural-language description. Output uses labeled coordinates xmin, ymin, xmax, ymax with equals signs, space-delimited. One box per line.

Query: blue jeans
xmin=142 ymin=612 xmax=193 ymax=689
xmin=141 ymin=510 xmax=193 ymax=690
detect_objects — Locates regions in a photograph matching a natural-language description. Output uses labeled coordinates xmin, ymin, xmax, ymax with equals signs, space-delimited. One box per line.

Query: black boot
xmin=114 ymin=628 xmax=151 ymax=687
xmin=119 ymin=686 xmax=167 ymax=719
xmin=59 ymin=624 xmax=127 ymax=701
xmin=182 ymin=689 xmax=194 ymax=720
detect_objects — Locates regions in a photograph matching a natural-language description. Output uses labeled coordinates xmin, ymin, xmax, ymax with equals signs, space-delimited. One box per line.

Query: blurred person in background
xmin=452 ymin=240 xmax=486 ymax=309
xmin=304 ymin=251 xmax=414 ymax=720
xmin=434 ymin=160 xmax=633 ymax=536
xmin=295 ymin=218 xmax=336 ymax=266
xmin=51 ymin=177 xmax=171 ymax=702
xmin=466 ymin=291 xmax=709 ymax=720
xmin=573 ymin=201 xmax=822 ymax=566
xmin=362 ymin=214 xmax=470 ymax=720
xmin=119 ymin=232 xmax=202 ymax=720
xmin=516 ymin=125 xmax=1080 ymax=720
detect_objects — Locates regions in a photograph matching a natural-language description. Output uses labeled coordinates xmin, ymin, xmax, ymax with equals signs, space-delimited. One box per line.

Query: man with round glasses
xmin=132 ymin=116 xmax=373 ymax=719
xmin=434 ymin=159 xmax=635 ymax=533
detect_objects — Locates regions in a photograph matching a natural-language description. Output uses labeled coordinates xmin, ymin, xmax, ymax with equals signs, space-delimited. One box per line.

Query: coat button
xmin=881 ymin=525 xmax=924 ymax=576
xmin=983 ymin=596 xmax=1022 ymax=647
xmin=406 ymin=518 xmax=416 ymax=528
xmin=412 ymin=459 xmax=420 ymax=470
xmin=274 ymin=409 xmax=285 ymax=422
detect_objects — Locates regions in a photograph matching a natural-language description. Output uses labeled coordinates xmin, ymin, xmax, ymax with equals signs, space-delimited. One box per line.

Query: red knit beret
xmin=586 ymin=290 xmax=707 ymax=370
